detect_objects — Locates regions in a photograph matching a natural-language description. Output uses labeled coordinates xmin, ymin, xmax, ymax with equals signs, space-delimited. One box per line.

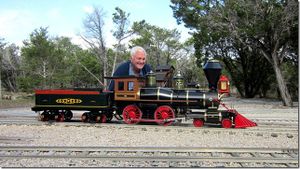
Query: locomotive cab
xmin=107 ymin=76 xmax=145 ymax=101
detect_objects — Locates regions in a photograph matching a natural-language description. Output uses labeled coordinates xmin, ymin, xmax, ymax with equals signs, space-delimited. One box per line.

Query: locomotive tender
xmin=32 ymin=60 xmax=256 ymax=128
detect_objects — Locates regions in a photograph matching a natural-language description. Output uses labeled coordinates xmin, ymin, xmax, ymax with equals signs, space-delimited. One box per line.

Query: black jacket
xmin=108 ymin=60 xmax=152 ymax=91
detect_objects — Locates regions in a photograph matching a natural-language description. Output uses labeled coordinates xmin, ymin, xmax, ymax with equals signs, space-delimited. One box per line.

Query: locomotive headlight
xmin=220 ymin=81 xmax=227 ymax=90
xmin=218 ymin=75 xmax=230 ymax=95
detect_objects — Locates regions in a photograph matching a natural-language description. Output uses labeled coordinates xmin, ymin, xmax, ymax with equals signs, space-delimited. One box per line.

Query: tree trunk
xmin=42 ymin=61 xmax=47 ymax=89
xmin=156 ymin=49 xmax=160 ymax=66
xmin=272 ymin=53 xmax=293 ymax=107
xmin=111 ymin=42 xmax=120 ymax=76
xmin=103 ymin=63 xmax=107 ymax=87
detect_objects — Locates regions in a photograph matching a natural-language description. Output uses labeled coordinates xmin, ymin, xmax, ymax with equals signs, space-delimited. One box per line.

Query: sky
xmin=0 ymin=0 xmax=192 ymax=48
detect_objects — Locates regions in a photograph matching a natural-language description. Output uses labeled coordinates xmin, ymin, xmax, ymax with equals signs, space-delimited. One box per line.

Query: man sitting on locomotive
xmin=108 ymin=46 xmax=152 ymax=91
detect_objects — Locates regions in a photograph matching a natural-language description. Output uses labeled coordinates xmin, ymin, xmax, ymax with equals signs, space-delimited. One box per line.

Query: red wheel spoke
xmin=122 ymin=105 xmax=142 ymax=124
xmin=154 ymin=106 xmax=175 ymax=126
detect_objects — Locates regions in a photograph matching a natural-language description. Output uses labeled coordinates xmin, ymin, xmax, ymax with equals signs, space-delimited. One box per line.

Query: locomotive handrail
xmin=213 ymin=98 xmax=236 ymax=113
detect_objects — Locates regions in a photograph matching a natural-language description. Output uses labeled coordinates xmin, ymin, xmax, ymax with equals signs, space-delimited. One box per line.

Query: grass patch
xmin=0 ymin=92 xmax=35 ymax=109
xmin=0 ymin=98 xmax=34 ymax=109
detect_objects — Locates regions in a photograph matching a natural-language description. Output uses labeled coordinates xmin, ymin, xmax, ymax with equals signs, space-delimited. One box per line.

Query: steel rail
xmin=0 ymin=145 xmax=297 ymax=151
xmin=0 ymin=146 xmax=297 ymax=155
xmin=0 ymin=146 xmax=298 ymax=167
xmin=0 ymin=120 xmax=298 ymax=135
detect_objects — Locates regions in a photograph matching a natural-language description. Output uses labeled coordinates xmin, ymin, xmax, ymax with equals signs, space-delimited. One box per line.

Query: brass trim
xmin=136 ymin=89 xmax=140 ymax=99
xmin=219 ymin=112 xmax=222 ymax=122
xmin=186 ymin=90 xmax=189 ymax=106
xmin=204 ymin=112 xmax=207 ymax=121
xmin=116 ymin=94 xmax=134 ymax=98
xmin=203 ymin=94 xmax=206 ymax=107
xmin=116 ymin=99 xmax=197 ymax=103
xmin=157 ymin=87 xmax=160 ymax=100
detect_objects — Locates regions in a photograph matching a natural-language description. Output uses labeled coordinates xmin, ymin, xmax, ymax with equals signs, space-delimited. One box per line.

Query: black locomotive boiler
xmin=31 ymin=60 xmax=257 ymax=128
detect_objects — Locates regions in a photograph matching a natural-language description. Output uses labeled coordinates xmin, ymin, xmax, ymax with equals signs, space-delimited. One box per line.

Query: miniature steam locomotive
xmin=31 ymin=60 xmax=256 ymax=128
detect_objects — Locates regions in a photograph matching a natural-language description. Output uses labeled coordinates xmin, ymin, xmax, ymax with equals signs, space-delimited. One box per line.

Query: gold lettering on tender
xmin=56 ymin=98 xmax=82 ymax=104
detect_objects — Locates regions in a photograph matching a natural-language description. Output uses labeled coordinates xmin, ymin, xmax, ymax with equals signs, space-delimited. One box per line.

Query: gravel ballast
xmin=0 ymin=123 xmax=297 ymax=148
xmin=0 ymin=97 xmax=298 ymax=167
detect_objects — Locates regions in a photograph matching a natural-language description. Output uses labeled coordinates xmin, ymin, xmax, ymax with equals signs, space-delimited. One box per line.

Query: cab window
xmin=118 ymin=81 xmax=124 ymax=91
xmin=128 ymin=81 xmax=134 ymax=91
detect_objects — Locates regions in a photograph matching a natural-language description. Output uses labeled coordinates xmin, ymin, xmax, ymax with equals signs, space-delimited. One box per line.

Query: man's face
xmin=131 ymin=50 xmax=146 ymax=70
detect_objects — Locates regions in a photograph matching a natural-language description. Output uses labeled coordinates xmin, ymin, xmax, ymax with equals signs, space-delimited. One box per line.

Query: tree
xmin=130 ymin=21 xmax=183 ymax=69
xmin=81 ymin=6 xmax=108 ymax=88
xmin=51 ymin=36 xmax=101 ymax=88
xmin=219 ymin=40 xmax=274 ymax=98
xmin=20 ymin=27 xmax=57 ymax=90
xmin=112 ymin=7 xmax=132 ymax=75
xmin=250 ymin=0 xmax=298 ymax=106
xmin=0 ymin=38 xmax=6 ymax=99
xmin=171 ymin=0 xmax=298 ymax=106
xmin=1 ymin=44 xmax=20 ymax=92
xmin=130 ymin=21 xmax=156 ymax=66
xmin=72 ymin=48 xmax=103 ymax=88
xmin=171 ymin=0 xmax=273 ymax=98
xmin=162 ymin=29 xmax=182 ymax=65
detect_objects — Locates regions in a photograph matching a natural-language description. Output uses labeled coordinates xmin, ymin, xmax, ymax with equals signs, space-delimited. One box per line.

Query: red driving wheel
xmin=154 ymin=105 xmax=175 ymax=126
xmin=81 ymin=113 xmax=88 ymax=122
xmin=193 ymin=118 xmax=204 ymax=127
xmin=40 ymin=111 xmax=50 ymax=121
xmin=56 ymin=113 xmax=64 ymax=122
xmin=221 ymin=118 xmax=232 ymax=128
xmin=95 ymin=114 xmax=107 ymax=123
xmin=100 ymin=114 xmax=107 ymax=123
xmin=122 ymin=105 xmax=142 ymax=124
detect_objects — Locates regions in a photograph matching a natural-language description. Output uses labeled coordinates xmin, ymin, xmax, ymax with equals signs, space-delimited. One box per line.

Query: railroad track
xmin=0 ymin=116 xmax=298 ymax=139
xmin=251 ymin=118 xmax=298 ymax=125
xmin=0 ymin=118 xmax=298 ymax=136
xmin=0 ymin=116 xmax=298 ymax=126
xmin=0 ymin=114 xmax=298 ymax=125
xmin=0 ymin=146 xmax=298 ymax=167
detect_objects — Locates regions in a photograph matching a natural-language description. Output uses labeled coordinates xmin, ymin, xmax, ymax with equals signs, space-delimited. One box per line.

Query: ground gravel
xmin=0 ymin=97 xmax=298 ymax=167
xmin=0 ymin=123 xmax=297 ymax=148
